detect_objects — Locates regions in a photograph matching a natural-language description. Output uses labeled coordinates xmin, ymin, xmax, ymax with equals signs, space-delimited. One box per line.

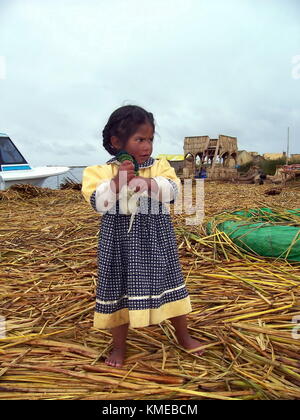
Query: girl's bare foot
xmin=169 ymin=315 xmax=205 ymax=356
xmin=106 ymin=323 xmax=129 ymax=368
xmin=105 ymin=347 xmax=126 ymax=368
xmin=177 ymin=335 xmax=205 ymax=356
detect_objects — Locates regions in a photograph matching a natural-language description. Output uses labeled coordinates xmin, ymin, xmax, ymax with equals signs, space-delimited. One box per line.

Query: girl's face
xmin=113 ymin=122 xmax=154 ymax=164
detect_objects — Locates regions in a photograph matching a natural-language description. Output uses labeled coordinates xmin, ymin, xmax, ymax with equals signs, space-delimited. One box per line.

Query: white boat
xmin=0 ymin=133 xmax=70 ymax=190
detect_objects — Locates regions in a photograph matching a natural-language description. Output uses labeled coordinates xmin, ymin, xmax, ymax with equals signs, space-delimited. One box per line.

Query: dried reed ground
xmin=0 ymin=181 xmax=300 ymax=400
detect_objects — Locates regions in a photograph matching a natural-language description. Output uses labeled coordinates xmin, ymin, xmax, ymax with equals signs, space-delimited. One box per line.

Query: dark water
xmin=42 ymin=167 xmax=85 ymax=189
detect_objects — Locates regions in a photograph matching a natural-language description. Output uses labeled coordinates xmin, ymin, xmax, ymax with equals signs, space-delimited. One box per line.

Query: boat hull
xmin=0 ymin=166 xmax=70 ymax=190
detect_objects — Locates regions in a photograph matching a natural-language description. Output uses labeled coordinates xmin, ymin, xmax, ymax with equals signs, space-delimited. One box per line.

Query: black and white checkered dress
xmin=89 ymin=156 xmax=192 ymax=329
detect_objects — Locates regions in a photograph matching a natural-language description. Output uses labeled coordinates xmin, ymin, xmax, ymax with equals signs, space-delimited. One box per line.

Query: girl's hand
xmin=111 ymin=160 xmax=135 ymax=194
xmin=128 ymin=176 xmax=149 ymax=194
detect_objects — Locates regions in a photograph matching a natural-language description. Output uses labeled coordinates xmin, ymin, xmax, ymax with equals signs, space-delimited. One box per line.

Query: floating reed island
xmin=0 ymin=182 xmax=300 ymax=400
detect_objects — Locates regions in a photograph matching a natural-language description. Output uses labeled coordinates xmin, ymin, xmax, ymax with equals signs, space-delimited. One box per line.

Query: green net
xmin=206 ymin=208 xmax=300 ymax=262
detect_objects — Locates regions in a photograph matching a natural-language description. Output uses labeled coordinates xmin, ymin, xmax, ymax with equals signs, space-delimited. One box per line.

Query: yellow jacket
xmin=81 ymin=157 xmax=181 ymax=212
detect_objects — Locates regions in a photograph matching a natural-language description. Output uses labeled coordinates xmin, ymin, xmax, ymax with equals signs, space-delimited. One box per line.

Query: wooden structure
xmin=291 ymin=154 xmax=300 ymax=162
xmin=263 ymin=153 xmax=286 ymax=161
xmin=183 ymin=135 xmax=238 ymax=180
xmin=281 ymin=164 xmax=300 ymax=184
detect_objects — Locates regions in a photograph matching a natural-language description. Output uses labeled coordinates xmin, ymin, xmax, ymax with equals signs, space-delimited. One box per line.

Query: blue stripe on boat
xmin=2 ymin=165 xmax=32 ymax=171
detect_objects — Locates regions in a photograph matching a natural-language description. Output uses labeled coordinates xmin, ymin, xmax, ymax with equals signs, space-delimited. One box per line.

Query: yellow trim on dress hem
xmin=93 ymin=296 xmax=192 ymax=329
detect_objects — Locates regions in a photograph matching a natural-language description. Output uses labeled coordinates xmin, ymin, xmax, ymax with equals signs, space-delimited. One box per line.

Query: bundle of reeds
xmin=0 ymin=184 xmax=300 ymax=400
xmin=60 ymin=177 xmax=82 ymax=191
xmin=0 ymin=184 xmax=54 ymax=201
xmin=264 ymin=188 xmax=282 ymax=196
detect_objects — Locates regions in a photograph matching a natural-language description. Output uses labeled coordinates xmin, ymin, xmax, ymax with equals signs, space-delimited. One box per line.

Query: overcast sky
xmin=0 ymin=0 xmax=299 ymax=166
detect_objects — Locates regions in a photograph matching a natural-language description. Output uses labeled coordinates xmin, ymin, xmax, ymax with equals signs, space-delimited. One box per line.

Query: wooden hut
xmin=183 ymin=135 xmax=238 ymax=180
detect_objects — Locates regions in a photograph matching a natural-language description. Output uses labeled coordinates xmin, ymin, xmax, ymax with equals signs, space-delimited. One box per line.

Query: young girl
xmin=81 ymin=105 xmax=204 ymax=367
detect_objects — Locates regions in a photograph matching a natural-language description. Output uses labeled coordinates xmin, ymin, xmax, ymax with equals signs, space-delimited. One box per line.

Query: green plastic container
xmin=206 ymin=208 xmax=300 ymax=262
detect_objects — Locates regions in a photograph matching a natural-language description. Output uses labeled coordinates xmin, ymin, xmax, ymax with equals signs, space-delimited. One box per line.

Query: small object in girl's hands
xmin=115 ymin=150 xmax=139 ymax=176
xmin=115 ymin=150 xmax=143 ymax=233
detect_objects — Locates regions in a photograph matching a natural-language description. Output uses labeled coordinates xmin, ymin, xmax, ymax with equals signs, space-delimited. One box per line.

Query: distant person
xmin=259 ymin=169 xmax=267 ymax=185
xmin=200 ymin=167 xmax=207 ymax=179
xmin=81 ymin=105 xmax=204 ymax=368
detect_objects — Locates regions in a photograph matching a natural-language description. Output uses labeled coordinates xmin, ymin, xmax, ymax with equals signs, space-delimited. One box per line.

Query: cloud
xmin=0 ymin=0 xmax=299 ymax=167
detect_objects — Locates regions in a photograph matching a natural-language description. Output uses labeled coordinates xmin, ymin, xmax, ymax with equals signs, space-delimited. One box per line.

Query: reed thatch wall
xmin=183 ymin=135 xmax=238 ymax=178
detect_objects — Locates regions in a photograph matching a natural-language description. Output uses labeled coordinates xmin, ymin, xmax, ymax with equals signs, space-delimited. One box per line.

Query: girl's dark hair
xmin=102 ymin=105 xmax=155 ymax=155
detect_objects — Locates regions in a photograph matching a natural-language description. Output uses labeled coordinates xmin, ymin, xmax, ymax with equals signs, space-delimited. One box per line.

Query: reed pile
xmin=59 ymin=178 xmax=82 ymax=190
xmin=0 ymin=182 xmax=300 ymax=400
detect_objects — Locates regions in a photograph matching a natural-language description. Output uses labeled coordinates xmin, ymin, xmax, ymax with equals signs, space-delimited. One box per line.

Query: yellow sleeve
xmin=152 ymin=158 xmax=181 ymax=203
xmin=81 ymin=164 xmax=113 ymax=205
xmin=154 ymin=158 xmax=181 ymax=191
